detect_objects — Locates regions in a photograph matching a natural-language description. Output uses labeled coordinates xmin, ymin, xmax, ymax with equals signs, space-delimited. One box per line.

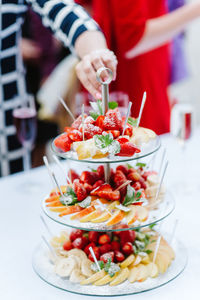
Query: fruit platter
xmin=52 ymin=101 xmax=160 ymax=162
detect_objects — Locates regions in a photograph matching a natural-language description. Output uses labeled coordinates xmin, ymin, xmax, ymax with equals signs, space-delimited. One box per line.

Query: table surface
xmin=1 ymin=131 xmax=200 ymax=300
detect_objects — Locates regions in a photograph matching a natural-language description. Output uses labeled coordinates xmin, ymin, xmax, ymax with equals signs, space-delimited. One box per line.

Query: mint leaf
xmin=90 ymin=111 xmax=99 ymax=120
xmin=127 ymin=163 xmax=133 ymax=169
xmin=107 ymin=263 xmax=120 ymax=277
xmin=123 ymin=185 xmax=143 ymax=206
xmin=136 ymin=162 xmax=146 ymax=168
xmin=60 ymin=186 xmax=77 ymax=206
xmin=104 ymin=258 xmax=112 ymax=272
xmin=108 ymin=101 xmax=118 ymax=109
xmin=94 ymin=133 xmax=121 ymax=155
xmin=128 ymin=117 xmax=138 ymax=127
xmin=91 ymin=261 xmax=105 ymax=272
xmin=145 ymin=249 xmax=152 ymax=254
xmin=149 ymin=223 xmax=156 ymax=230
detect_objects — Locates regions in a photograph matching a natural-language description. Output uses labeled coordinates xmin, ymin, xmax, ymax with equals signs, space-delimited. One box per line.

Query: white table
xmin=1 ymin=131 xmax=200 ymax=300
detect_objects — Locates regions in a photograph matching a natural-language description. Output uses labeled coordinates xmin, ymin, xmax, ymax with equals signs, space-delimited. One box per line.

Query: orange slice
xmin=49 ymin=206 xmax=68 ymax=212
xmin=59 ymin=205 xmax=82 ymax=217
xmin=80 ymin=209 xmax=102 ymax=222
xmin=45 ymin=195 xmax=60 ymax=203
xmin=106 ymin=209 xmax=125 ymax=226
xmin=46 ymin=200 xmax=63 ymax=207
xmin=70 ymin=206 xmax=95 ymax=220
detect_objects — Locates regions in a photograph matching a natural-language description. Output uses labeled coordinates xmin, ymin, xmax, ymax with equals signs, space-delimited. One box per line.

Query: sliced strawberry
xmin=116 ymin=165 xmax=129 ymax=176
xmin=127 ymin=171 xmax=141 ymax=182
xmin=54 ymin=133 xmax=71 ymax=152
xmin=117 ymin=136 xmax=129 ymax=145
xmin=107 ymin=130 xmax=120 ymax=139
xmin=83 ymin=182 xmax=93 ymax=193
xmin=68 ymin=129 xmax=82 ymax=142
xmin=98 ymin=234 xmax=111 ymax=245
xmin=80 ymin=171 xmax=99 ymax=185
xmin=83 ymin=123 xmax=102 ymax=139
xmin=99 ymin=243 xmax=112 ymax=254
xmin=111 ymin=241 xmax=120 ymax=251
xmin=73 ymin=179 xmax=87 ymax=201
xmin=70 ymin=229 xmax=83 ymax=241
xmin=100 ymin=251 xmax=114 ymax=263
xmin=114 ymin=170 xmax=127 ymax=188
xmin=71 ymin=114 xmax=87 ymax=129
xmin=91 ymin=183 xmax=120 ymax=201
xmin=84 ymin=242 xmax=96 ymax=255
xmin=142 ymin=171 xmax=157 ymax=181
xmin=116 ymin=142 xmax=140 ymax=157
xmin=123 ymin=123 xmax=133 ymax=137
xmin=139 ymin=177 xmax=147 ymax=189
xmin=64 ymin=126 xmax=73 ymax=133
xmin=88 ymin=231 xmax=99 ymax=243
xmin=84 ymin=116 xmax=95 ymax=125
xmin=114 ymin=250 xmax=125 ymax=262
xmin=121 ymin=242 xmax=133 ymax=255
xmin=103 ymin=108 xmax=123 ymax=131
xmin=132 ymin=181 xmax=141 ymax=191
xmin=68 ymin=169 xmax=79 ymax=182
xmin=63 ymin=240 xmax=72 ymax=251
xmin=92 ymin=180 xmax=104 ymax=190
xmin=95 ymin=115 xmax=105 ymax=129
xmin=88 ymin=246 xmax=100 ymax=261
xmin=96 ymin=165 xmax=105 ymax=180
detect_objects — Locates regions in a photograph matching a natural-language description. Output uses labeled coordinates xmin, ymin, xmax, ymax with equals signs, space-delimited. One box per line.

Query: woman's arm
xmin=126 ymin=2 xmax=200 ymax=59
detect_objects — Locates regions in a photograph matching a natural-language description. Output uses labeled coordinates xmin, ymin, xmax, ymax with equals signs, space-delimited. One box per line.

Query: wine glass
xmin=13 ymin=95 xmax=37 ymax=172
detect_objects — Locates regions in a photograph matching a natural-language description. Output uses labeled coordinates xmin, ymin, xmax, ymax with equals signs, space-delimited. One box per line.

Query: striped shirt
xmin=0 ymin=0 xmax=99 ymax=177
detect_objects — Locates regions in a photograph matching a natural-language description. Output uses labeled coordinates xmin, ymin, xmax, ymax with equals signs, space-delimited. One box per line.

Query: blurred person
xmin=0 ymin=0 xmax=117 ymax=177
xmin=78 ymin=0 xmax=200 ymax=134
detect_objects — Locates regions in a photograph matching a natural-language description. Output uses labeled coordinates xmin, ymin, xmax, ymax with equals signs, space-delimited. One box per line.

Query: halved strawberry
xmin=127 ymin=171 xmax=141 ymax=182
xmin=54 ymin=133 xmax=71 ymax=152
xmin=113 ymin=170 xmax=127 ymax=198
xmin=139 ymin=177 xmax=147 ymax=189
xmin=121 ymin=242 xmax=133 ymax=255
xmin=63 ymin=240 xmax=73 ymax=251
xmin=116 ymin=143 xmax=140 ymax=157
xmin=73 ymin=179 xmax=87 ymax=201
xmin=68 ymin=169 xmax=80 ymax=182
xmin=91 ymin=183 xmax=120 ymax=201
xmin=96 ymin=165 xmax=105 ymax=180
xmin=95 ymin=115 xmax=105 ymax=129
xmin=70 ymin=229 xmax=83 ymax=241
xmin=107 ymin=130 xmax=120 ymax=139
xmin=80 ymin=171 xmax=99 ymax=185
xmin=68 ymin=129 xmax=82 ymax=142
xmin=117 ymin=136 xmax=129 ymax=145
xmin=84 ymin=242 xmax=96 ymax=255
xmin=132 ymin=181 xmax=141 ymax=190
xmin=88 ymin=246 xmax=100 ymax=261
xmin=88 ymin=231 xmax=99 ymax=243
xmin=116 ymin=165 xmax=129 ymax=176
xmin=83 ymin=182 xmax=93 ymax=193
xmin=98 ymin=234 xmax=111 ymax=245
xmin=114 ymin=250 xmax=125 ymax=262
xmin=100 ymin=251 xmax=114 ymax=263
xmin=72 ymin=236 xmax=88 ymax=249
xmin=92 ymin=180 xmax=104 ymax=189
xmin=71 ymin=114 xmax=87 ymax=129
xmin=142 ymin=171 xmax=157 ymax=181
xmin=111 ymin=241 xmax=120 ymax=251
xmin=103 ymin=108 xmax=123 ymax=131
xmin=99 ymin=243 xmax=112 ymax=254
xmin=83 ymin=123 xmax=102 ymax=139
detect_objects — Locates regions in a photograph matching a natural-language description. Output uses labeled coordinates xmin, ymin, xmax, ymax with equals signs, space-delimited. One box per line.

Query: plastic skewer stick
xmin=155 ymin=161 xmax=169 ymax=203
xmin=52 ymin=154 xmax=72 ymax=185
xmin=89 ymin=247 xmax=101 ymax=272
xmin=58 ymin=96 xmax=75 ymax=121
xmin=169 ymin=219 xmax=178 ymax=245
xmin=153 ymin=235 xmax=161 ymax=264
xmin=122 ymin=102 xmax=132 ymax=135
xmin=81 ymin=104 xmax=85 ymax=141
xmin=43 ymin=156 xmax=64 ymax=197
xmin=104 ymin=163 xmax=110 ymax=184
xmin=115 ymin=180 xmax=132 ymax=191
xmin=40 ymin=215 xmax=53 ymax=238
xmin=43 ymin=156 xmax=58 ymax=195
xmin=137 ymin=91 xmax=147 ymax=127
xmin=158 ymin=148 xmax=166 ymax=176
xmin=41 ymin=235 xmax=57 ymax=259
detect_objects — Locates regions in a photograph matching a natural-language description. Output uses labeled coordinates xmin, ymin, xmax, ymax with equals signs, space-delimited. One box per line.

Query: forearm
xmin=126 ymin=2 xmax=200 ymax=59
xmin=74 ymin=30 xmax=107 ymax=59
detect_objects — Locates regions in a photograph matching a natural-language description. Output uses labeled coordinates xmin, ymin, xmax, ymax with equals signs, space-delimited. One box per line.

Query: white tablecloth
xmin=1 ymin=130 xmax=200 ymax=300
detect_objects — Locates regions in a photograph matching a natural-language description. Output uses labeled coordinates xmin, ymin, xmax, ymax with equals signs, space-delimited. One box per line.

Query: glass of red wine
xmin=13 ymin=96 xmax=37 ymax=172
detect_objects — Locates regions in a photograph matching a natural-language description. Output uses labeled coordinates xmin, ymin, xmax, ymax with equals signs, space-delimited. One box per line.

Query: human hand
xmin=75 ymin=49 xmax=118 ymax=99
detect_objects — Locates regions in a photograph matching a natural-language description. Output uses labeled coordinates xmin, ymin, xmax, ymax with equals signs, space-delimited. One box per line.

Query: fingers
xmin=101 ymin=51 xmax=118 ymax=80
xmin=82 ymin=55 xmax=102 ymax=91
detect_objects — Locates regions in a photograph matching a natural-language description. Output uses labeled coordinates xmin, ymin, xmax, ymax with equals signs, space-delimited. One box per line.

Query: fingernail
xmin=103 ymin=77 xmax=109 ymax=81
xmin=96 ymin=92 xmax=102 ymax=99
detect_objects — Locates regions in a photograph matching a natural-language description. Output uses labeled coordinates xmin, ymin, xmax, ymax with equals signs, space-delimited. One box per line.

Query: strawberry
xmin=63 ymin=240 xmax=72 ymax=251
xmin=132 ymin=181 xmax=141 ymax=190
xmin=96 ymin=165 xmax=105 ymax=180
xmin=91 ymin=183 xmax=120 ymax=201
xmin=117 ymin=136 xmax=129 ymax=145
xmin=142 ymin=171 xmax=157 ymax=181
xmin=111 ymin=241 xmax=120 ymax=251
xmin=83 ymin=123 xmax=102 ymax=139
xmin=72 ymin=236 xmax=88 ymax=249
xmin=88 ymin=246 xmax=100 ymax=261
xmin=116 ymin=142 xmax=140 ymax=157
xmin=100 ymin=251 xmax=114 ymax=263
xmin=124 ymin=124 xmax=133 ymax=137
xmin=73 ymin=179 xmax=87 ymax=201
xmin=120 ymin=230 xmax=136 ymax=244
xmin=99 ymin=243 xmax=112 ymax=254
xmin=116 ymin=165 xmax=129 ymax=176
xmin=54 ymin=133 xmax=71 ymax=152
xmin=98 ymin=234 xmax=111 ymax=245
xmin=114 ymin=250 xmax=125 ymax=262
xmin=127 ymin=171 xmax=141 ymax=182
xmin=139 ymin=177 xmax=147 ymax=189
xmin=88 ymin=231 xmax=99 ymax=243
xmin=83 ymin=182 xmax=93 ymax=193
xmin=121 ymin=242 xmax=133 ymax=255
xmin=68 ymin=129 xmax=82 ymax=142
xmin=114 ymin=170 xmax=127 ymax=188
xmin=68 ymin=169 xmax=79 ymax=182
xmin=80 ymin=171 xmax=99 ymax=185
xmin=92 ymin=180 xmax=104 ymax=190
xmin=95 ymin=115 xmax=105 ymax=129
xmin=64 ymin=126 xmax=73 ymax=133
xmin=84 ymin=242 xmax=96 ymax=255
xmin=107 ymin=130 xmax=120 ymax=139
xmin=84 ymin=116 xmax=95 ymax=125
xmin=103 ymin=108 xmax=123 ymax=131
xmin=71 ymin=114 xmax=87 ymax=129
xmin=70 ymin=229 xmax=83 ymax=241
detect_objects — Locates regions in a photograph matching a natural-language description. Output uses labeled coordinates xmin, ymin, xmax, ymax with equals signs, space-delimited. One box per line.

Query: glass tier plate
xmin=42 ymin=190 xmax=175 ymax=232
xmin=32 ymin=237 xmax=187 ymax=297
xmin=51 ymin=134 xmax=161 ymax=163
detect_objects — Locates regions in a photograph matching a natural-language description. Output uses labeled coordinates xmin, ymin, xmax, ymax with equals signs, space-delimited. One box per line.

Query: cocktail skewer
xmin=155 ymin=161 xmax=168 ymax=203
xmin=40 ymin=215 xmax=53 ymax=238
xmin=115 ymin=180 xmax=132 ymax=191
xmin=41 ymin=235 xmax=57 ymax=259
xmin=136 ymin=91 xmax=147 ymax=127
xmin=153 ymin=235 xmax=161 ymax=264
xmin=52 ymin=154 xmax=72 ymax=185
xmin=122 ymin=102 xmax=132 ymax=135
xmin=43 ymin=156 xmax=59 ymax=195
xmin=58 ymin=96 xmax=75 ymax=121
xmin=104 ymin=163 xmax=110 ymax=184
xmin=81 ymin=104 xmax=85 ymax=141
xmin=158 ymin=148 xmax=166 ymax=175
xmin=89 ymin=247 xmax=101 ymax=271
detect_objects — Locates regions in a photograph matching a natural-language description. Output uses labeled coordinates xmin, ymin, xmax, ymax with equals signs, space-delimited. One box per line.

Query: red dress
xmin=92 ymin=0 xmax=171 ymax=135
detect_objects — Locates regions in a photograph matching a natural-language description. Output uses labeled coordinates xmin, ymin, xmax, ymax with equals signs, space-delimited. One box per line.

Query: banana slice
xmin=109 ymin=268 xmax=129 ymax=286
xmin=67 ymin=248 xmax=87 ymax=260
xmin=146 ymin=262 xmax=159 ymax=278
xmin=54 ymin=257 xmax=78 ymax=277
xmin=94 ymin=273 xmax=118 ymax=286
xmin=81 ymin=259 xmax=94 ymax=277
xmin=120 ymin=254 xmax=135 ymax=268
xmin=70 ymin=269 xmax=86 ymax=283
xmin=136 ymin=264 xmax=149 ymax=282
xmin=81 ymin=270 xmax=106 ymax=285
xmin=129 ymin=255 xmax=142 ymax=267
xmin=128 ymin=266 xmax=139 ymax=283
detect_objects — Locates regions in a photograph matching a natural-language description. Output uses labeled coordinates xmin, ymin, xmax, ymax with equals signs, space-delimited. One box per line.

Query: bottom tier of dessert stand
xmin=32 ymin=237 xmax=187 ymax=297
